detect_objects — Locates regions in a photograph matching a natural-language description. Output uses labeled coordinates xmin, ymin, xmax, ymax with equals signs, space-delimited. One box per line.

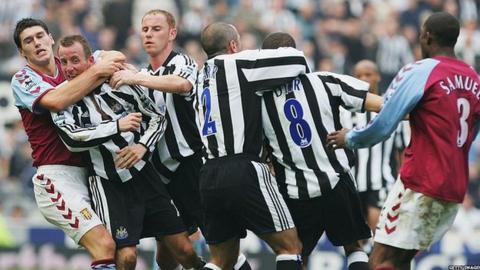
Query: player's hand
xmin=123 ymin=63 xmax=138 ymax=73
xmin=99 ymin=50 xmax=126 ymax=63
xmin=118 ymin=113 xmax=142 ymax=132
xmin=110 ymin=70 xmax=137 ymax=89
xmin=93 ymin=51 xmax=126 ymax=78
xmin=326 ymin=128 xmax=350 ymax=150
xmin=114 ymin=144 xmax=148 ymax=169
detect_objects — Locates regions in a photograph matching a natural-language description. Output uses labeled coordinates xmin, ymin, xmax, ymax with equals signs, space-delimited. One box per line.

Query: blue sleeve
xmin=345 ymin=59 xmax=439 ymax=149
xmin=11 ymin=67 xmax=56 ymax=114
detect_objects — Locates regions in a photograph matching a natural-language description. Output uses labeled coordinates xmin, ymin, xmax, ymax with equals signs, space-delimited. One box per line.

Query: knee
xmin=274 ymin=234 xmax=303 ymax=255
xmin=117 ymin=247 xmax=137 ymax=267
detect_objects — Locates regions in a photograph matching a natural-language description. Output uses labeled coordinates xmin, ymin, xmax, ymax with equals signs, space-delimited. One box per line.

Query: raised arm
xmin=41 ymin=51 xmax=126 ymax=112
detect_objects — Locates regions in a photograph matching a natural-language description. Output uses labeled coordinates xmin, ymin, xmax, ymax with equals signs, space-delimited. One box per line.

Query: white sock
xmin=203 ymin=263 xmax=222 ymax=270
xmin=233 ymin=253 xmax=247 ymax=270
xmin=276 ymin=254 xmax=302 ymax=262
xmin=347 ymin=251 xmax=368 ymax=267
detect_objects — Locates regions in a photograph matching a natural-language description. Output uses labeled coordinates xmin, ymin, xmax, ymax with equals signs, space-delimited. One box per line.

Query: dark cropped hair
xmin=424 ymin=12 xmax=460 ymax=48
xmin=13 ymin=18 xmax=50 ymax=49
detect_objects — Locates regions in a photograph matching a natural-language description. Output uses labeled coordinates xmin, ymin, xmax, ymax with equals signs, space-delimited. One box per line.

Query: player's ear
xmin=169 ymin=27 xmax=177 ymax=41
xmin=88 ymin=55 xmax=95 ymax=65
xmin=426 ymin=31 xmax=432 ymax=45
xmin=49 ymin=33 xmax=55 ymax=45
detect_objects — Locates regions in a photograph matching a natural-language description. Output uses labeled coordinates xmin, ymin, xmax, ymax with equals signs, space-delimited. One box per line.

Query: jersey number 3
xmin=284 ymin=99 xmax=312 ymax=148
xmin=201 ymin=87 xmax=217 ymax=136
xmin=457 ymin=97 xmax=470 ymax=147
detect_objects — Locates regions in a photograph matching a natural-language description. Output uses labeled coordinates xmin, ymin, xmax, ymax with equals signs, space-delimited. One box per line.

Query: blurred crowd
xmin=1 ymin=0 xmax=480 ymax=247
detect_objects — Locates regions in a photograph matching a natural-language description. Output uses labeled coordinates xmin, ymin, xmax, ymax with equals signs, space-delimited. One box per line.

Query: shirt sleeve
xmin=170 ymin=54 xmax=198 ymax=89
xmin=315 ymin=71 xmax=369 ymax=112
xmin=346 ymin=59 xmax=439 ymax=149
xmin=51 ymin=106 xmax=120 ymax=152
xmin=11 ymin=67 xmax=55 ymax=114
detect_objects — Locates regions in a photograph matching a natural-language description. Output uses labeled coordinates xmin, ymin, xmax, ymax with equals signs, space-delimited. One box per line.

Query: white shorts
xmin=33 ymin=165 xmax=103 ymax=244
xmin=374 ymin=179 xmax=459 ymax=250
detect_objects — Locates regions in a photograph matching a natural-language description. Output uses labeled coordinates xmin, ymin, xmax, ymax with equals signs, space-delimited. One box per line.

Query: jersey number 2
xmin=201 ymin=87 xmax=217 ymax=136
xmin=457 ymin=97 xmax=470 ymax=147
xmin=284 ymin=99 xmax=312 ymax=147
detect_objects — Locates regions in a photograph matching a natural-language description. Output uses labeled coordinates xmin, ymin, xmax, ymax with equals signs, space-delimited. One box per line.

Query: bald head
xmin=262 ymin=32 xmax=296 ymax=49
xmin=201 ymin=22 xmax=240 ymax=59
xmin=353 ymin=60 xmax=380 ymax=94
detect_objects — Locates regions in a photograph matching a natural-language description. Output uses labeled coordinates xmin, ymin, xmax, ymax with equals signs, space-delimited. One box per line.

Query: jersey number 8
xmin=283 ymin=98 xmax=312 ymax=148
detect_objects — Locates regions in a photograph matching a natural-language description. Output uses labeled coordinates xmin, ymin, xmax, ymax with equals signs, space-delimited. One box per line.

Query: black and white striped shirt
xmin=143 ymin=51 xmax=203 ymax=180
xmin=340 ymin=110 xmax=410 ymax=192
xmin=261 ymin=72 xmax=369 ymax=199
xmin=194 ymin=48 xmax=309 ymax=159
xmin=51 ymin=83 xmax=166 ymax=182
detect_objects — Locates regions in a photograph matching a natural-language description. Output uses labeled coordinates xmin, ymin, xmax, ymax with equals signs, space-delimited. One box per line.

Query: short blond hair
xmin=142 ymin=9 xmax=176 ymax=29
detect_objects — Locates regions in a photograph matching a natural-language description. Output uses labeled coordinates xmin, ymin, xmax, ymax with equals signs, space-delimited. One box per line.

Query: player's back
xmin=262 ymin=72 xmax=369 ymax=199
xmin=400 ymin=56 xmax=480 ymax=203
xmin=194 ymin=48 xmax=308 ymax=159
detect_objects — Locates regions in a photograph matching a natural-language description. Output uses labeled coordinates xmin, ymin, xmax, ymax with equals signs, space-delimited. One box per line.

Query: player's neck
xmin=29 ymin=58 xmax=56 ymax=77
xmin=149 ymin=46 xmax=173 ymax=71
xmin=430 ymin=47 xmax=456 ymax=59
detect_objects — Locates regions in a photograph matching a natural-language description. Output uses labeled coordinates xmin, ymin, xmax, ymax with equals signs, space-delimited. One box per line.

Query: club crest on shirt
xmin=115 ymin=226 xmax=128 ymax=240
xmin=80 ymin=208 xmax=92 ymax=220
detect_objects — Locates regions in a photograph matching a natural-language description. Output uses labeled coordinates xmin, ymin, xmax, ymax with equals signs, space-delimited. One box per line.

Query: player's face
xmin=141 ymin=13 xmax=177 ymax=56
xmin=19 ymin=26 xmax=55 ymax=68
xmin=353 ymin=65 xmax=380 ymax=92
xmin=58 ymin=42 xmax=93 ymax=80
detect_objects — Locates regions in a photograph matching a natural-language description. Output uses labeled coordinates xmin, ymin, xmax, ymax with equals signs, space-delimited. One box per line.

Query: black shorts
xmin=89 ymin=163 xmax=186 ymax=248
xmin=199 ymin=154 xmax=295 ymax=245
xmin=166 ymin=152 xmax=205 ymax=235
xmin=285 ymin=174 xmax=371 ymax=257
xmin=358 ymin=190 xmax=381 ymax=217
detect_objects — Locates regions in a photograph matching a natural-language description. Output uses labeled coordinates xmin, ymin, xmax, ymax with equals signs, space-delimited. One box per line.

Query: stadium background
xmin=0 ymin=0 xmax=479 ymax=269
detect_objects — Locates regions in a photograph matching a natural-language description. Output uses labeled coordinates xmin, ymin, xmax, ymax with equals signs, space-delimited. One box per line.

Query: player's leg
xmin=372 ymin=179 xmax=459 ymax=270
xmin=79 ymin=225 xmax=116 ymax=267
xmin=155 ymin=239 xmax=180 ymax=270
xmin=160 ymin=231 xmax=205 ymax=269
xmin=203 ymin=237 xmax=240 ymax=270
xmin=244 ymin=161 xmax=302 ymax=269
xmin=321 ymin=174 xmax=371 ymax=270
xmin=369 ymin=242 xmax=416 ymax=270
xmin=33 ymin=166 xmax=116 ymax=269
xmin=283 ymin=196 xmax=325 ymax=268
xmin=116 ymin=246 xmax=138 ymax=270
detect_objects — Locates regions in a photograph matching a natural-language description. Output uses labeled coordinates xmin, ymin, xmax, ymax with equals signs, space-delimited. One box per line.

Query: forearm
xmin=134 ymin=73 xmax=192 ymax=94
xmin=364 ymin=93 xmax=383 ymax=113
xmin=41 ymin=68 xmax=105 ymax=112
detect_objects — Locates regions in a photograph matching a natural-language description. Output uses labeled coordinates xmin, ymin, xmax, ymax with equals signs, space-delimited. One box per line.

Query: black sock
xmin=276 ymin=254 xmax=302 ymax=270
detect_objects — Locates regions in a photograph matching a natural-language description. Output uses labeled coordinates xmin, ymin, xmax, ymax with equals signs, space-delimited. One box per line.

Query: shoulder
xmin=170 ymin=52 xmax=196 ymax=67
xmin=11 ymin=66 xmax=42 ymax=92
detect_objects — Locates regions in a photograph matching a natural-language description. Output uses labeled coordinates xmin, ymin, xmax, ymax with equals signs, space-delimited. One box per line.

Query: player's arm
xmin=327 ymin=61 xmax=436 ymax=149
xmin=240 ymin=48 xmax=309 ymax=90
xmin=110 ymin=54 xmax=198 ymax=95
xmin=115 ymin=86 xmax=167 ymax=169
xmin=52 ymin=108 xmax=142 ymax=152
xmin=40 ymin=51 xmax=125 ymax=112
